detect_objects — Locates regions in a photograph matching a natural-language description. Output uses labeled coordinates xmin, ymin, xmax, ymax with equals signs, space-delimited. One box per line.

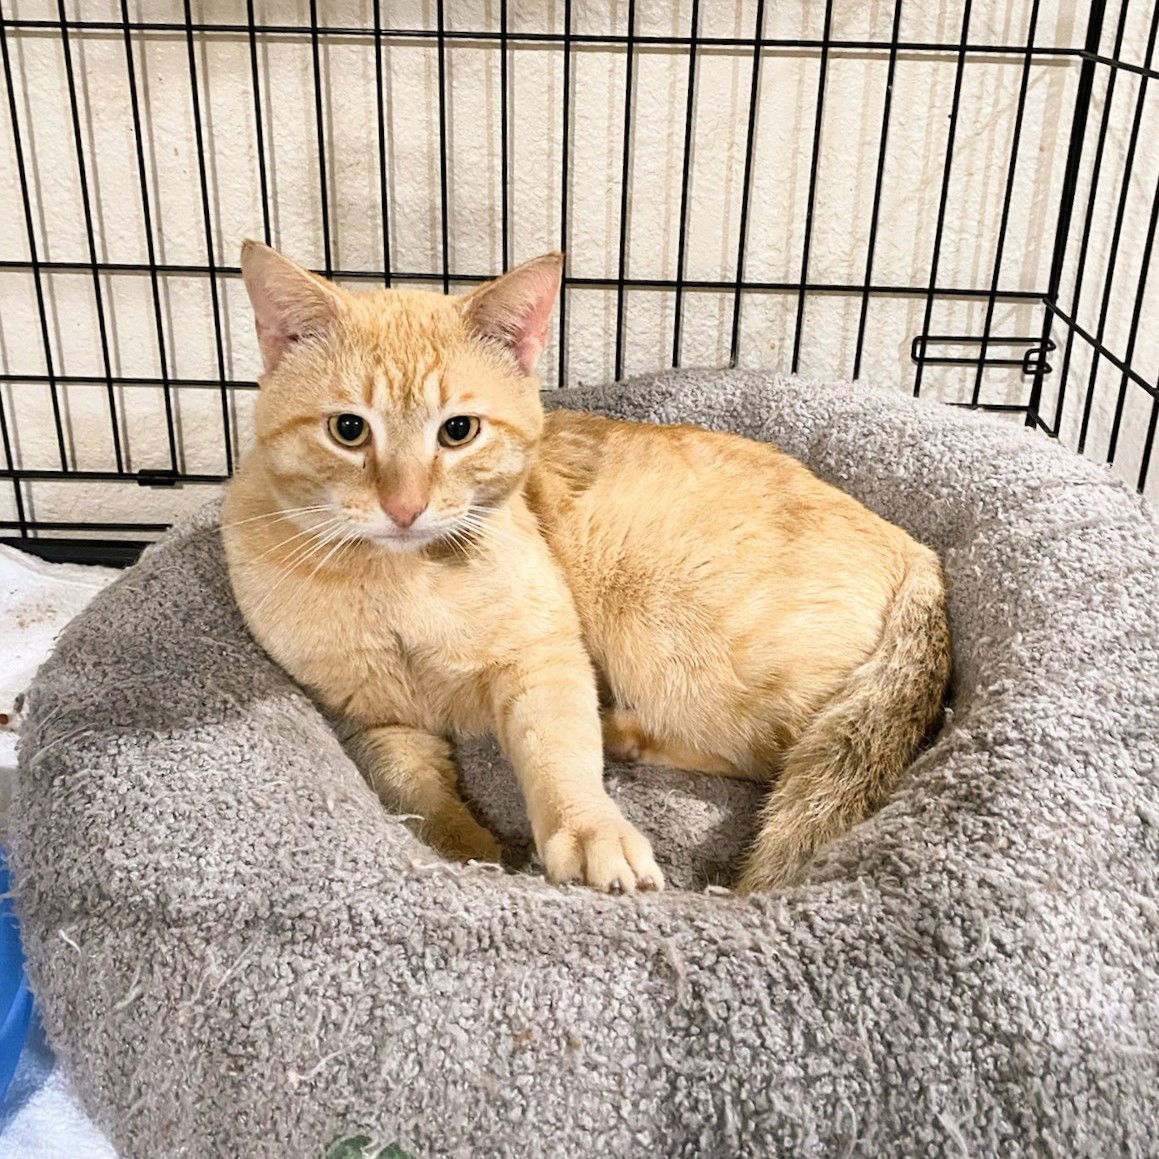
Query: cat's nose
xmin=380 ymin=495 xmax=428 ymax=529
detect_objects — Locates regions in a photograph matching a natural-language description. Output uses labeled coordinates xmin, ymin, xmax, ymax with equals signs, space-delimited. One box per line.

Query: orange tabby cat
xmin=221 ymin=242 xmax=950 ymax=894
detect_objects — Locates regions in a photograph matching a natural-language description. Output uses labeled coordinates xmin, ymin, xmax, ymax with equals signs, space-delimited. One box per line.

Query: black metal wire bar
xmin=0 ymin=386 xmax=1051 ymax=506
xmin=308 ymin=0 xmax=332 ymax=276
xmin=912 ymin=335 xmax=1053 ymax=371
xmin=435 ymin=0 xmax=450 ymax=293
xmin=556 ymin=0 xmax=572 ymax=388
xmin=613 ymin=0 xmax=637 ymax=381
xmin=791 ymin=0 xmax=834 ymax=373
xmin=120 ymin=0 xmax=178 ymax=473
xmin=1107 ymin=171 xmax=1159 ymax=470
xmin=0 ymin=384 xmax=25 ymax=535
xmin=0 ymin=467 xmax=223 ymax=483
xmin=0 ymin=520 xmax=170 ymax=532
xmin=0 ymin=9 xmax=69 ymax=474
xmin=1135 ymin=349 xmax=1159 ymax=489
xmin=0 ymin=535 xmax=153 ymax=564
xmin=950 ymin=402 xmax=1032 ymax=412
xmin=0 ymin=373 xmax=259 ymax=390
xmin=1031 ymin=0 xmax=1120 ymax=432
xmin=1076 ymin=0 xmax=1159 ymax=455
xmin=913 ymin=332 xmax=1048 ymax=349
xmin=1037 ymin=301 xmax=1157 ymax=412
xmin=1079 ymin=47 xmax=1159 ymax=82
xmin=918 ymin=355 xmax=1042 ymax=368
xmin=853 ymin=0 xmax=903 ymax=381
xmin=0 ymin=16 xmax=1107 ymax=63
xmin=671 ymin=0 xmax=699 ymax=367
xmin=729 ymin=0 xmax=767 ymax=367
xmin=372 ymin=0 xmax=391 ymax=286
xmin=245 ymin=0 xmax=271 ymax=245
xmin=183 ymin=0 xmax=232 ymax=473
xmin=499 ymin=0 xmax=510 ymax=271
xmin=913 ymin=0 xmax=973 ymax=396
xmin=970 ymin=0 xmax=1040 ymax=407
xmin=57 ymin=0 xmax=123 ymax=473
xmin=0 ymin=268 xmax=1047 ymax=298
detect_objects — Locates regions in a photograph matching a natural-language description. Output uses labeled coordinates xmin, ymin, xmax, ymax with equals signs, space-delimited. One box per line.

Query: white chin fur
xmin=365 ymin=530 xmax=438 ymax=553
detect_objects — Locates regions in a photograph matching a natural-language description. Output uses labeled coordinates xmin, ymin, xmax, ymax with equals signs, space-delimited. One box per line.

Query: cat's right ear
xmin=240 ymin=240 xmax=346 ymax=373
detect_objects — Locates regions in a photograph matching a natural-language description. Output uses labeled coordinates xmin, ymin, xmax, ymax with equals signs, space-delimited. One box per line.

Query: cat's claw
xmin=540 ymin=811 xmax=664 ymax=893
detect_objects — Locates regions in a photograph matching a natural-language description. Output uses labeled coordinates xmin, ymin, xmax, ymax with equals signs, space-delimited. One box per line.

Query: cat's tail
xmin=736 ymin=545 xmax=952 ymax=893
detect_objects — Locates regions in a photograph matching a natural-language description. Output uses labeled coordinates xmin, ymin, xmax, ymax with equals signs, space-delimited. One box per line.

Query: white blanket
xmin=0 ymin=546 xmax=117 ymax=1157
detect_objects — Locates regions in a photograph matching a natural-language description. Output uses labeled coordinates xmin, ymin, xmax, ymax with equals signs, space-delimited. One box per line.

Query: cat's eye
xmin=438 ymin=415 xmax=480 ymax=448
xmin=327 ymin=413 xmax=370 ymax=448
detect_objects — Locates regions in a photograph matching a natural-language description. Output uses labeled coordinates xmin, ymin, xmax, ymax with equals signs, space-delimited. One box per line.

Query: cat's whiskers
xmin=444 ymin=520 xmax=497 ymax=556
xmin=216 ymin=504 xmax=333 ymax=533
xmin=269 ymin=516 xmax=345 ymax=569
xmin=453 ymin=507 xmax=525 ymax=554
xmin=244 ymin=517 xmax=350 ymax=622
xmin=454 ymin=507 xmax=498 ymax=534
xmin=241 ymin=514 xmax=345 ymax=569
xmin=256 ymin=526 xmax=362 ymax=622
xmin=245 ymin=537 xmax=334 ymax=622
xmin=301 ymin=527 xmax=360 ymax=588
xmin=439 ymin=524 xmax=479 ymax=560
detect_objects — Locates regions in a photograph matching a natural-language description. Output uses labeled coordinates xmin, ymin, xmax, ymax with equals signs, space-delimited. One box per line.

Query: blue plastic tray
xmin=0 ymin=848 xmax=34 ymax=1103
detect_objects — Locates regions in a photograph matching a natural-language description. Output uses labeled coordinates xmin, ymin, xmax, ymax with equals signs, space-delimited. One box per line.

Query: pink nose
xmin=380 ymin=496 xmax=427 ymax=529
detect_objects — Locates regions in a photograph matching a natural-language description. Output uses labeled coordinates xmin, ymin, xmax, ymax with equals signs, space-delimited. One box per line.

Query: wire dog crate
xmin=0 ymin=0 xmax=1156 ymax=565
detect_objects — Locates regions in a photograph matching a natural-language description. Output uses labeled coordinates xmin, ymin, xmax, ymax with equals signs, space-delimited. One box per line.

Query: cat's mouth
xmin=362 ymin=526 xmax=443 ymax=553
xmin=361 ymin=521 xmax=481 ymax=555
xmin=348 ymin=508 xmax=492 ymax=556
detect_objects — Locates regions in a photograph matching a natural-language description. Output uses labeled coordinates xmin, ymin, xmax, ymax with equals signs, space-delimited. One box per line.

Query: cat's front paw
xmin=539 ymin=809 xmax=664 ymax=893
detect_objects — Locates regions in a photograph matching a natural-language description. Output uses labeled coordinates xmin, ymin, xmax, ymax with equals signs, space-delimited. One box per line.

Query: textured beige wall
xmin=0 ymin=0 xmax=1156 ymax=536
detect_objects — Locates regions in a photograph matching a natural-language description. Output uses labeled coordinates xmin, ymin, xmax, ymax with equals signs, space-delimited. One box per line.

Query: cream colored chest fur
xmin=222 ymin=488 xmax=578 ymax=738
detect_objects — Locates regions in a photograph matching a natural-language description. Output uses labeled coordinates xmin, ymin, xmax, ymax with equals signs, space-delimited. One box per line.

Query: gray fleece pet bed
xmin=11 ymin=370 xmax=1159 ymax=1158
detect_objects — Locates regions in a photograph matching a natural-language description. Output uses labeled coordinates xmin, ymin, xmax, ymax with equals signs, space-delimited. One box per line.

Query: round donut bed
xmin=12 ymin=370 xmax=1159 ymax=1158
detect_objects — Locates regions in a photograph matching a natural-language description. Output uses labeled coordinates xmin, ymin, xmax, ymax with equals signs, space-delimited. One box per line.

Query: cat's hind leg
xmin=736 ymin=550 xmax=950 ymax=893
xmin=601 ymin=709 xmax=751 ymax=777
xmin=347 ymin=725 xmax=502 ymax=863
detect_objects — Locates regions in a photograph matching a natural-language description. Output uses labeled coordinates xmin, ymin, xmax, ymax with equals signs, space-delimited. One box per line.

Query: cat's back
xmin=534 ymin=408 xmax=911 ymax=562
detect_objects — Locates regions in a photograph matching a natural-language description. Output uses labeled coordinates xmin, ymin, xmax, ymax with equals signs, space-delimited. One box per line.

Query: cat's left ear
xmin=460 ymin=252 xmax=563 ymax=375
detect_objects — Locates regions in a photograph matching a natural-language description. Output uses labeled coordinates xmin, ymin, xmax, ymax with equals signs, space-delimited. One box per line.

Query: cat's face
xmin=240 ymin=243 xmax=561 ymax=554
